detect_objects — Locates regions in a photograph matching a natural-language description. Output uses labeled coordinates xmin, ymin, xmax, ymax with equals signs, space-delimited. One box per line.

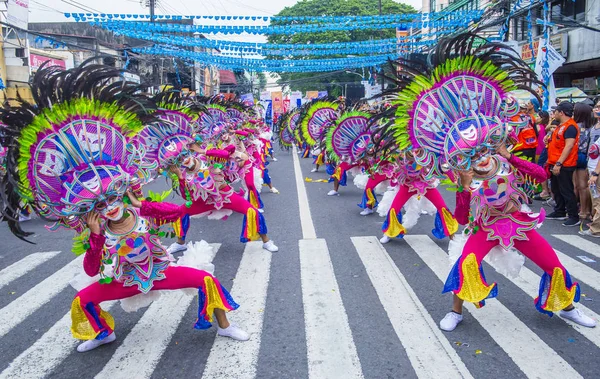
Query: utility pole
xmin=379 ymin=0 xmax=384 ymax=93
xmin=148 ymin=0 xmax=159 ymax=90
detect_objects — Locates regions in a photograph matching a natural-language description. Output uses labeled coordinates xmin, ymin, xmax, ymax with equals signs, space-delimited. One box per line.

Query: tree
xmin=268 ymin=0 xmax=416 ymax=96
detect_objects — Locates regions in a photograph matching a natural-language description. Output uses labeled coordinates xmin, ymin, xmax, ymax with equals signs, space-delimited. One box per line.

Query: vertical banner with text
xmin=271 ymin=91 xmax=284 ymax=123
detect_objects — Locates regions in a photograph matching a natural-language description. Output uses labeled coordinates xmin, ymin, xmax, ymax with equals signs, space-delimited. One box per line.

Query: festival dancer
xmin=300 ymin=99 xmax=340 ymax=184
xmin=0 ymin=63 xmax=250 ymax=353
xmin=324 ymin=109 xmax=383 ymax=209
xmin=135 ymin=95 xmax=279 ymax=253
xmin=383 ymin=33 xmax=595 ymax=330
xmin=378 ymin=152 xmax=457 ymax=243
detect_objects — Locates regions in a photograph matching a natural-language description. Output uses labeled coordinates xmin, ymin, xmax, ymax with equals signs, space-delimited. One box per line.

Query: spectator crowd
xmin=514 ymin=96 xmax=600 ymax=238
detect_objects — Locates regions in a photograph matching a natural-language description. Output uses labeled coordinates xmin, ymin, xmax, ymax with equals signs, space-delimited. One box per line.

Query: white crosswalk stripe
xmin=485 ymin=251 xmax=600 ymax=347
xmin=0 ymin=302 xmax=117 ymax=379
xmin=404 ymin=235 xmax=583 ymax=379
xmin=0 ymin=251 xmax=60 ymax=290
xmin=95 ymin=244 xmax=221 ymax=379
xmin=555 ymin=250 xmax=600 ymax=292
xmin=0 ymin=255 xmax=83 ymax=338
xmin=352 ymin=236 xmax=472 ymax=379
xmin=1 ymin=234 xmax=599 ymax=379
xmin=202 ymin=241 xmax=272 ymax=379
xmin=299 ymin=238 xmax=363 ymax=379
xmin=553 ymin=234 xmax=600 ymax=259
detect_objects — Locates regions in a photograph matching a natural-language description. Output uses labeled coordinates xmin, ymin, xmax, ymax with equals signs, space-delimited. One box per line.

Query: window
xmin=430 ymin=0 xmax=436 ymax=12
xmin=551 ymin=0 xmax=587 ymax=23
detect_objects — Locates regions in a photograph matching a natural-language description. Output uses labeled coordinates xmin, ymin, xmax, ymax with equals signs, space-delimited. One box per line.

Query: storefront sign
xmin=520 ymin=34 xmax=568 ymax=64
xmin=29 ymin=53 xmax=66 ymax=71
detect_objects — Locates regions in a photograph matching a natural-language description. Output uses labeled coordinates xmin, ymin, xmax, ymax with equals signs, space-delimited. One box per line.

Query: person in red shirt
xmin=546 ymin=102 xmax=580 ymax=226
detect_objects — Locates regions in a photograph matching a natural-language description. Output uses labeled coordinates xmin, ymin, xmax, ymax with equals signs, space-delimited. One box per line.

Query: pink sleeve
xmin=454 ymin=191 xmax=472 ymax=226
xmin=83 ymin=232 xmax=105 ymax=277
xmin=508 ymin=154 xmax=547 ymax=183
xmin=140 ymin=201 xmax=187 ymax=223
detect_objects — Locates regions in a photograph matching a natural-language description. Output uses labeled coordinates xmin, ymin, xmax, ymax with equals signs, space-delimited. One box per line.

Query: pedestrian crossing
xmin=0 ymin=234 xmax=599 ymax=378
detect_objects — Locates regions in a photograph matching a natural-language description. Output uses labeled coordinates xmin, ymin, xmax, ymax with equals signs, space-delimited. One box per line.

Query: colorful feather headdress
xmin=299 ymin=99 xmax=339 ymax=146
xmin=197 ymin=103 xmax=229 ymax=139
xmin=325 ymin=110 xmax=372 ymax=164
xmin=136 ymin=91 xmax=206 ymax=169
xmin=0 ymin=62 xmax=157 ymax=240
xmin=381 ymin=33 xmax=542 ymax=177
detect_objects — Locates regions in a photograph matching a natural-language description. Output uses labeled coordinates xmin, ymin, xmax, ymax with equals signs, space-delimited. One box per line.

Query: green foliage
xmin=72 ymin=229 xmax=91 ymax=256
xmin=268 ymin=0 xmax=416 ymax=92
xmin=146 ymin=189 xmax=173 ymax=202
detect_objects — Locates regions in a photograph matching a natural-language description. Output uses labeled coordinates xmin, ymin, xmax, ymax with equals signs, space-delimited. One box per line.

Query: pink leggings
xmin=460 ymin=227 xmax=564 ymax=275
xmin=444 ymin=226 xmax=579 ymax=313
xmin=366 ymin=174 xmax=387 ymax=191
xmin=243 ymin=166 xmax=263 ymax=209
xmin=389 ymin=186 xmax=447 ymax=215
xmin=187 ymin=192 xmax=255 ymax=216
xmin=73 ymin=266 xmax=234 ymax=339
xmin=360 ymin=174 xmax=387 ymax=209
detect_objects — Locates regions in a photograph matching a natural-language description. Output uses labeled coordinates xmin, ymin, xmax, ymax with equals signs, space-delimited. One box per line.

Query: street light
xmin=345 ymin=70 xmax=364 ymax=79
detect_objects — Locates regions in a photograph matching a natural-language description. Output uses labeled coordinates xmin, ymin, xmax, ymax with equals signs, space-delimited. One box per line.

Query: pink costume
xmin=382 ymin=159 xmax=457 ymax=239
xmin=236 ymin=130 xmax=264 ymax=210
xmin=178 ymin=147 xmax=268 ymax=242
xmin=72 ymin=201 xmax=239 ymax=341
xmin=444 ymin=154 xmax=580 ymax=314
xmin=358 ymin=161 xmax=398 ymax=210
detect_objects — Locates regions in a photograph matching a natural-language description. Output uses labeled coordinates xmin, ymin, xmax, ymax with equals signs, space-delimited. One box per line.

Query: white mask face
xmin=182 ymin=155 xmax=196 ymax=169
xmin=473 ymin=155 xmax=494 ymax=174
xmin=101 ymin=200 xmax=125 ymax=221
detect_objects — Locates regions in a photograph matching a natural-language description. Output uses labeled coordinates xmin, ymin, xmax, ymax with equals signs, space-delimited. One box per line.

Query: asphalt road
xmin=1 ymin=148 xmax=599 ymax=379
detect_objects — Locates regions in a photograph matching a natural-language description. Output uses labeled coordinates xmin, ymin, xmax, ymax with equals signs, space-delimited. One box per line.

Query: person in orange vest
xmin=513 ymin=100 xmax=539 ymax=162
xmin=546 ymin=101 xmax=581 ymax=226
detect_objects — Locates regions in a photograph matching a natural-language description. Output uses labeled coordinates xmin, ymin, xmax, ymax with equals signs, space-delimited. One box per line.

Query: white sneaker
xmin=272 ymin=158 xmax=278 ymax=162
xmin=327 ymin=190 xmax=339 ymax=196
xmin=270 ymin=187 xmax=279 ymax=194
xmin=311 ymin=168 xmax=318 ymax=173
xmin=19 ymin=214 xmax=31 ymax=222
xmin=360 ymin=208 xmax=374 ymax=216
xmin=579 ymin=229 xmax=600 ymax=238
xmin=263 ymin=240 xmax=279 ymax=252
xmin=257 ymin=208 xmax=265 ymax=214
xmin=166 ymin=242 xmax=187 ymax=254
xmin=420 ymin=210 xmax=429 ymax=215
xmin=77 ymin=332 xmax=116 ymax=353
xmin=440 ymin=312 xmax=463 ymax=331
xmin=559 ymin=308 xmax=597 ymax=327
xmin=380 ymin=235 xmax=390 ymax=244
xmin=217 ymin=323 xmax=250 ymax=341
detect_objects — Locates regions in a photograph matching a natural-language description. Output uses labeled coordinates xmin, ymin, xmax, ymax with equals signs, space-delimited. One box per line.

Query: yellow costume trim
xmin=543 ymin=268 xmax=578 ymax=312
xmin=203 ymin=276 xmax=229 ymax=323
xmin=172 ymin=218 xmax=183 ymax=239
xmin=249 ymin=190 xmax=260 ymax=209
xmin=366 ymin=188 xmax=376 ymax=207
xmin=442 ymin=208 xmax=459 ymax=235
xmin=456 ymin=253 xmax=497 ymax=303
xmin=332 ymin=166 xmax=342 ymax=181
xmin=315 ymin=153 xmax=325 ymax=166
xmin=245 ymin=208 xmax=261 ymax=241
xmin=70 ymin=296 xmax=115 ymax=340
xmin=384 ymin=209 xmax=406 ymax=237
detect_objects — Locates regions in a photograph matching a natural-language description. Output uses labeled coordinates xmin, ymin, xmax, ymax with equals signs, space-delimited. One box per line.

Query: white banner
xmin=7 ymin=0 xmax=29 ymax=30
xmin=290 ymin=91 xmax=302 ymax=108
xmin=259 ymin=90 xmax=271 ymax=101
xmin=535 ymin=39 xmax=565 ymax=108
